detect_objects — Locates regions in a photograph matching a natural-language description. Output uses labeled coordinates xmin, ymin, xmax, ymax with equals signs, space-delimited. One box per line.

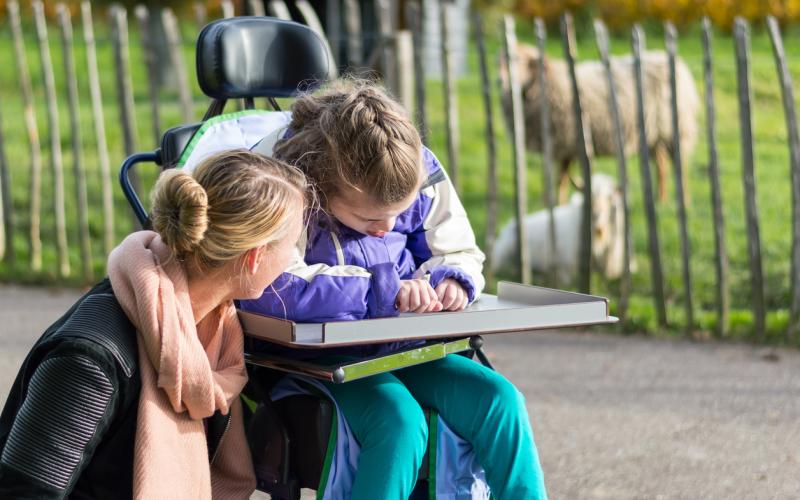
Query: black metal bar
xmin=119 ymin=151 xmax=158 ymax=226
xmin=268 ymin=97 xmax=282 ymax=111
xmin=203 ymin=98 xmax=227 ymax=120
xmin=474 ymin=347 xmax=494 ymax=371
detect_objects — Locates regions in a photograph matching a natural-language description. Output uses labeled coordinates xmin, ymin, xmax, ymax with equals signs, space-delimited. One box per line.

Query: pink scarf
xmin=108 ymin=231 xmax=256 ymax=499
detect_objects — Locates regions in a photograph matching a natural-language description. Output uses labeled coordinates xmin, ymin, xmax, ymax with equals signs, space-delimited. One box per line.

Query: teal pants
xmin=324 ymin=354 xmax=547 ymax=500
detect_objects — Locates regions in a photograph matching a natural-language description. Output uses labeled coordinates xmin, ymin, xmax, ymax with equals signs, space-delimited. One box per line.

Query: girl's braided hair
xmin=274 ymin=79 xmax=423 ymax=210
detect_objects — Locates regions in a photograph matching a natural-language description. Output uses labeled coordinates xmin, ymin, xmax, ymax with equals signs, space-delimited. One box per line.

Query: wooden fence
xmin=488 ymin=12 xmax=799 ymax=342
xmin=0 ymin=1 xmax=798 ymax=342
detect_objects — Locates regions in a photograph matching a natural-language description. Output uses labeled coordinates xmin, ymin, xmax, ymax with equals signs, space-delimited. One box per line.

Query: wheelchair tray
xmin=238 ymin=281 xmax=617 ymax=348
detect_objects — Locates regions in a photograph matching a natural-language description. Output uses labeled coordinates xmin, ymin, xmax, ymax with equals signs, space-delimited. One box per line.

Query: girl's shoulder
xmin=422 ymin=146 xmax=443 ymax=176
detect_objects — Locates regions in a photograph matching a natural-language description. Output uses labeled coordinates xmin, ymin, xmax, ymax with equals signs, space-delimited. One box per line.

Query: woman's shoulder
xmin=39 ymin=279 xmax=139 ymax=379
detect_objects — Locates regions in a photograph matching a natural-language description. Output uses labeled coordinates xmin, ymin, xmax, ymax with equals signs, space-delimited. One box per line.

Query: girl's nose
xmin=377 ymin=219 xmax=395 ymax=231
xmin=367 ymin=218 xmax=394 ymax=237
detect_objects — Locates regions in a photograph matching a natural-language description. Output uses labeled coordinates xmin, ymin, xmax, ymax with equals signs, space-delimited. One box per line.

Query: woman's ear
xmin=244 ymin=246 xmax=264 ymax=275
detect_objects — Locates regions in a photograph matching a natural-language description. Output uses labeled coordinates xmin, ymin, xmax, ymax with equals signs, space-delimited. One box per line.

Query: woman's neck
xmin=186 ymin=265 xmax=235 ymax=324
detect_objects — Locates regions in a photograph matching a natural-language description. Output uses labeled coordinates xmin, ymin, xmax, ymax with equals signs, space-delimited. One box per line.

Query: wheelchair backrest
xmin=122 ymin=16 xmax=332 ymax=222
xmin=161 ymin=16 xmax=332 ymax=168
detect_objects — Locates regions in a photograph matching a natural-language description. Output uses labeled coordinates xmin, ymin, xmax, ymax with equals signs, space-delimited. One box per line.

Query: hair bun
xmin=150 ymin=169 xmax=209 ymax=255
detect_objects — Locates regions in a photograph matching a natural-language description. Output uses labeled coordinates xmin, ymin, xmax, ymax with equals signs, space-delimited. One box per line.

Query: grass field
xmin=0 ymin=15 xmax=799 ymax=343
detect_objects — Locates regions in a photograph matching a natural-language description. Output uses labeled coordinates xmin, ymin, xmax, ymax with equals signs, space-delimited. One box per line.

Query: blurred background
xmin=1 ymin=0 xmax=800 ymax=346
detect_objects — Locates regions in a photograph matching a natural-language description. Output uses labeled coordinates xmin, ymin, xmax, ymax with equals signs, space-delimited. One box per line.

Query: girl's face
xmin=328 ymin=186 xmax=418 ymax=237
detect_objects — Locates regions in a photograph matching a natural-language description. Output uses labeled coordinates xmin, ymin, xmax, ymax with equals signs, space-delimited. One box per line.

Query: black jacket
xmin=0 ymin=279 xmax=232 ymax=499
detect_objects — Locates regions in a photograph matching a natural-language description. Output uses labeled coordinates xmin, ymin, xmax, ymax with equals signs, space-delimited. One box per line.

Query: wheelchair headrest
xmin=197 ymin=17 xmax=332 ymax=99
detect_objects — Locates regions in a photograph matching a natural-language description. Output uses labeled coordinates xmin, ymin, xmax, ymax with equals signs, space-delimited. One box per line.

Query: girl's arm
xmin=406 ymin=149 xmax=486 ymax=303
xmin=239 ymin=248 xmax=402 ymax=322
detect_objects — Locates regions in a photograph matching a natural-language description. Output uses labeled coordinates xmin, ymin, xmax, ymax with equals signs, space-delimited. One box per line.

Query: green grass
xmin=0 ymin=16 xmax=799 ymax=344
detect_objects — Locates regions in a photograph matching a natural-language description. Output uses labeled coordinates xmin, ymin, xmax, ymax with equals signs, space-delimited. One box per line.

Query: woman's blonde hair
xmin=150 ymin=149 xmax=306 ymax=270
xmin=274 ymin=79 xmax=422 ymax=208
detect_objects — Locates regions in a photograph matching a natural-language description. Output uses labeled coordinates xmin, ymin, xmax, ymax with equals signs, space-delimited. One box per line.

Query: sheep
xmin=492 ymin=174 xmax=627 ymax=285
xmin=499 ymin=43 xmax=700 ymax=203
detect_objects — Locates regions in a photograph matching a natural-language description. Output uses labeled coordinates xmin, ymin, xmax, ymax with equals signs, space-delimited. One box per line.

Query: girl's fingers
xmin=396 ymin=288 xmax=409 ymax=312
xmin=435 ymin=282 xmax=453 ymax=309
xmin=426 ymin=284 xmax=443 ymax=312
xmin=414 ymin=282 xmax=436 ymax=313
xmin=443 ymin=284 xmax=459 ymax=310
xmin=435 ymin=282 xmax=446 ymax=302
xmin=408 ymin=283 xmax=422 ymax=311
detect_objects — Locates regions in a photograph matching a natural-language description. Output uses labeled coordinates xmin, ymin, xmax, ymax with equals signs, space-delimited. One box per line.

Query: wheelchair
xmin=120 ymin=16 xmax=496 ymax=500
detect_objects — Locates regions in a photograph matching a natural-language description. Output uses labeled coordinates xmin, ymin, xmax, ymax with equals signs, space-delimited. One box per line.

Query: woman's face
xmin=239 ymin=208 xmax=304 ymax=300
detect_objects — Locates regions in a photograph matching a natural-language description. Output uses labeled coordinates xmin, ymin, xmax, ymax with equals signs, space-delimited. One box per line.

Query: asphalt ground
xmin=2 ymin=284 xmax=798 ymax=499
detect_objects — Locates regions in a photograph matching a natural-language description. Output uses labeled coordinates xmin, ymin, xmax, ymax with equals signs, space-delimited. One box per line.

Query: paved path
xmin=2 ymin=284 xmax=798 ymax=499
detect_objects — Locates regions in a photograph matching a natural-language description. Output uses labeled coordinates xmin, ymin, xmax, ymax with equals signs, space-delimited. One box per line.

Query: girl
xmin=0 ymin=150 xmax=307 ymax=500
xmin=240 ymin=81 xmax=548 ymax=500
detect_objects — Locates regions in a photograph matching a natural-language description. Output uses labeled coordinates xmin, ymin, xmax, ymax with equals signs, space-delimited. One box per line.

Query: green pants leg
xmin=394 ymin=354 xmax=548 ymax=500
xmin=324 ymin=371 xmax=428 ymax=500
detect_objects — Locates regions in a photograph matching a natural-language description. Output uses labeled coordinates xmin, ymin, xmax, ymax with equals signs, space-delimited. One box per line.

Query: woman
xmin=0 ymin=150 xmax=306 ymax=500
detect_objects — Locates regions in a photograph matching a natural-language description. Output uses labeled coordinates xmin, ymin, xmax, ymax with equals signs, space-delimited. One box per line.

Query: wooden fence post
xmin=296 ymin=0 xmax=338 ymax=77
xmin=734 ymin=17 xmax=766 ymax=340
xmin=135 ymin=6 xmax=162 ymax=148
xmin=325 ymin=0 xmax=342 ymax=64
xmin=375 ymin=0 xmax=397 ymax=93
xmin=594 ymin=18 xmax=631 ymax=320
xmin=0 ymin=102 xmax=11 ymax=263
xmin=473 ymin=11 xmax=497 ymax=285
xmin=537 ymin=18 xmax=558 ymax=288
xmin=81 ymin=1 xmax=115 ymax=256
xmin=248 ymin=0 xmax=265 ymax=16
xmin=439 ymin=0 xmax=460 ymax=191
xmin=110 ymin=6 xmax=139 ymax=161
xmin=343 ymin=0 xmax=362 ymax=67
xmin=33 ymin=0 xmax=70 ymax=278
xmin=632 ymin=24 xmax=667 ymax=327
xmin=194 ymin=2 xmax=207 ymax=29
xmin=700 ymin=17 xmax=730 ymax=337
xmin=58 ymin=3 xmax=92 ymax=281
xmin=766 ymin=15 xmax=800 ymax=341
xmin=394 ymin=31 xmax=414 ymax=114
xmin=501 ymin=15 xmax=531 ymax=285
xmin=221 ymin=0 xmax=235 ymax=18
xmin=665 ymin=22 xmax=694 ymax=334
xmin=405 ymin=1 xmax=428 ymax=144
xmin=560 ymin=12 xmax=592 ymax=294
xmin=733 ymin=17 xmax=766 ymax=340
xmin=267 ymin=0 xmax=291 ymax=20
xmin=8 ymin=0 xmax=42 ymax=270
xmin=163 ymin=8 xmax=194 ymax=124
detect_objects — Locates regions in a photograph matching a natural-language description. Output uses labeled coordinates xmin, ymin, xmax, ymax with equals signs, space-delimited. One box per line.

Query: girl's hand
xmin=434 ymin=278 xmax=469 ymax=311
xmin=396 ymin=279 xmax=443 ymax=313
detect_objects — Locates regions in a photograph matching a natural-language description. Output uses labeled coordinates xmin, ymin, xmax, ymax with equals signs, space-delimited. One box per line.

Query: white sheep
xmin=492 ymin=174 xmax=627 ymax=285
xmin=500 ymin=43 xmax=700 ymax=203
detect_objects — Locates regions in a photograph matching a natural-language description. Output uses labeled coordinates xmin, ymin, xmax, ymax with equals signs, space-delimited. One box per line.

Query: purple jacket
xmin=240 ymin=148 xmax=485 ymax=354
